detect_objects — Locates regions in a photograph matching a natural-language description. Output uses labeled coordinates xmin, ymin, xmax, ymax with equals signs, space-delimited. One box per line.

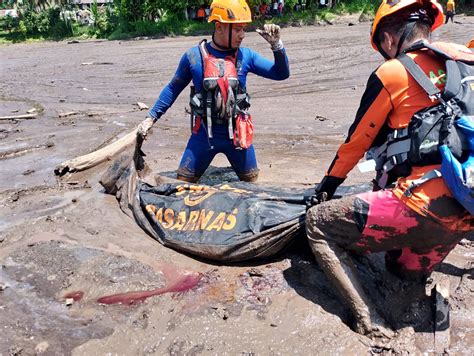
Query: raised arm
xmin=248 ymin=48 xmax=290 ymax=80
xmin=250 ymin=24 xmax=289 ymax=80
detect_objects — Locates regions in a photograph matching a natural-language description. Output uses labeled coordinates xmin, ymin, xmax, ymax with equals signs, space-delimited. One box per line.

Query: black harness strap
xmin=397 ymin=53 xmax=441 ymax=97
xmin=403 ymin=41 xmax=462 ymax=100
xmin=395 ymin=21 xmax=416 ymax=58
xmin=443 ymin=60 xmax=462 ymax=100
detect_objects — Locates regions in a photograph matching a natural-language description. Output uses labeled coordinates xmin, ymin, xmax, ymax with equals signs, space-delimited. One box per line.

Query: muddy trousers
xmin=305 ymin=189 xmax=468 ymax=334
xmin=176 ymin=123 xmax=259 ymax=183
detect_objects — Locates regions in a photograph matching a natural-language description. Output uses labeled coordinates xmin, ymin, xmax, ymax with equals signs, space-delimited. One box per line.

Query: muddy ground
xmin=1 ymin=15 xmax=473 ymax=355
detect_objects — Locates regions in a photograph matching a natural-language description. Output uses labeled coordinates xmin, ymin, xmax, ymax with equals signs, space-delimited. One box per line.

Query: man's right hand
xmin=137 ymin=117 xmax=155 ymax=138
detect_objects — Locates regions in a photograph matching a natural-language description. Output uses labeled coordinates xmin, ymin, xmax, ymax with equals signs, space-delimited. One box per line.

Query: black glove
xmin=316 ymin=176 xmax=345 ymax=199
xmin=306 ymin=176 xmax=345 ymax=210
xmin=305 ymin=191 xmax=328 ymax=210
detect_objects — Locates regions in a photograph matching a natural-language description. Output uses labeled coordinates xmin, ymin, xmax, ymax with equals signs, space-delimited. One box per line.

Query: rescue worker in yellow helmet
xmin=140 ymin=0 xmax=290 ymax=183
xmin=306 ymin=0 xmax=473 ymax=338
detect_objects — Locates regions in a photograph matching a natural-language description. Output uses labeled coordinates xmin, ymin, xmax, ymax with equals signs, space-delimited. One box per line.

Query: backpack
xmin=371 ymin=41 xmax=474 ymax=198
xmin=439 ymin=116 xmax=474 ymax=214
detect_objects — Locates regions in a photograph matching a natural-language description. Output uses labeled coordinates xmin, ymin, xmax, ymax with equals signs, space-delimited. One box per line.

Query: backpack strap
xmin=403 ymin=169 xmax=442 ymax=197
xmin=398 ymin=54 xmax=441 ymax=98
xmin=199 ymin=39 xmax=209 ymax=59
xmin=403 ymin=40 xmax=454 ymax=61
xmin=402 ymin=40 xmax=428 ymax=54
xmin=402 ymin=41 xmax=466 ymax=100
xmin=418 ymin=41 xmax=453 ymax=60
xmin=443 ymin=59 xmax=462 ymax=100
xmin=199 ymin=39 xmax=213 ymax=138
xmin=411 ymin=42 xmax=462 ymax=99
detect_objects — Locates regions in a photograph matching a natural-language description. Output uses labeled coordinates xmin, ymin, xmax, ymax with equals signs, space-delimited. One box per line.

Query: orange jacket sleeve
xmin=326 ymin=72 xmax=393 ymax=178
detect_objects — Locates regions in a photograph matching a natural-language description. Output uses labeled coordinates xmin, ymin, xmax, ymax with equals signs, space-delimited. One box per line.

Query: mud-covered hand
xmin=316 ymin=176 xmax=345 ymax=200
xmin=256 ymin=24 xmax=283 ymax=51
xmin=306 ymin=176 xmax=345 ymax=210
xmin=305 ymin=192 xmax=328 ymax=210
xmin=137 ymin=117 xmax=155 ymax=138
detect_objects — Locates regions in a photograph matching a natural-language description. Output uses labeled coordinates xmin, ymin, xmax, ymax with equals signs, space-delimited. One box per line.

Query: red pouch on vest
xmin=233 ymin=113 xmax=254 ymax=149
xmin=192 ymin=116 xmax=201 ymax=134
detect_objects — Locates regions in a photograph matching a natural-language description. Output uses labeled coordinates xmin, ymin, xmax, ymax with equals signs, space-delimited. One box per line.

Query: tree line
xmin=1 ymin=0 xmax=470 ymax=42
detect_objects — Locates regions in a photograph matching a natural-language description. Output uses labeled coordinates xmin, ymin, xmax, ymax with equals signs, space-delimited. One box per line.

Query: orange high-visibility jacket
xmin=326 ymin=42 xmax=473 ymax=230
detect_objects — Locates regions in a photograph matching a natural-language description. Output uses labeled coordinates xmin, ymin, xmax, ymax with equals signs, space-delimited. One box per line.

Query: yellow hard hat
xmin=370 ymin=0 xmax=444 ymax=52
xmin=208 ymin=0 xmax=252 ymax=23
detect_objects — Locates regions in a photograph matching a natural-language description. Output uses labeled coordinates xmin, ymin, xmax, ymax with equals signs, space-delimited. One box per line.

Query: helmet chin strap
xmin=212 ymin=23 xmax=235 ymax=51
xmin=395 ymin=21 xmax=416 ymax=57
xmin=375 ymin=20 xmax=417 ymax=60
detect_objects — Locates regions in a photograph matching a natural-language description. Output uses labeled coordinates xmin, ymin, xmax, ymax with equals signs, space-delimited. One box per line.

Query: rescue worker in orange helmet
xmin=305 ymin=0 xmax=473 ymax=338
xmin=139 ymin=0 xmax=289 ymax=183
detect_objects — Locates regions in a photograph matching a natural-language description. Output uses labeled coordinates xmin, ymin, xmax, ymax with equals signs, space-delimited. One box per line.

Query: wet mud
xmin=1 ymin=15 xmax=473 ymax=354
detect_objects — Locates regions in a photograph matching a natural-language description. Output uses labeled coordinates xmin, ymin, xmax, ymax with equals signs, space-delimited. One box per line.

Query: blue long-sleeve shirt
xmin=148 ymin=41 xmax=290 ymax=120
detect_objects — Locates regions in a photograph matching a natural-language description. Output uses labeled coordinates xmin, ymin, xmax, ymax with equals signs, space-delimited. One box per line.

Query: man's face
xmin=216 ymin=23 xmax=247 ymax=49
xmin=231 ymin=23 xmax=247 ymax=48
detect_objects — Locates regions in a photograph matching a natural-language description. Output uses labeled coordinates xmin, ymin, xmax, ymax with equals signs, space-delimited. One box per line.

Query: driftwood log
xmin=0 ymin=113 xmax=38 ymax=121
xmin=54 ymin=118 xmax=153 ymax=176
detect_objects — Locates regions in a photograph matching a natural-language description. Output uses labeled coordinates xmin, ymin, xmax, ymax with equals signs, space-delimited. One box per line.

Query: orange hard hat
xmin=208 ymin=0 xmax=252 ymax=23
xmin=370 ymin=0 xmax=445 ymax=52
xmin=468 ymin=39 xmax=474 ymax=49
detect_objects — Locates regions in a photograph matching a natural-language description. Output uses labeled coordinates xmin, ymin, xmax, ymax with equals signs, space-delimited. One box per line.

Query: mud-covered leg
xmin=306 ymin=204 xmax=394 ymax=339
xmin=225 ymin=144 xmax=259 ymax=182
xmin=176 ymin=173 xmax=200 ymax=183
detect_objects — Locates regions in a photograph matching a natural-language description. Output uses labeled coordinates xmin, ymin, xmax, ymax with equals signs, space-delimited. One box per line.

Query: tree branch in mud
xmin=0 ymin=113 xmax=38 ymax=121
xmin=54 ymin=118 xmax=154 ymax=176
xmin=1 ymin=142 xmax=54 ymax=160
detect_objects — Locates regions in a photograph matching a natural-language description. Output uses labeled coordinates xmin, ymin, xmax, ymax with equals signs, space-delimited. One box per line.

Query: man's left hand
xmin=256 ymin=24 xmax=283 ymax=51
xmin=137 ymin=117 xmax=155 ymax=138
